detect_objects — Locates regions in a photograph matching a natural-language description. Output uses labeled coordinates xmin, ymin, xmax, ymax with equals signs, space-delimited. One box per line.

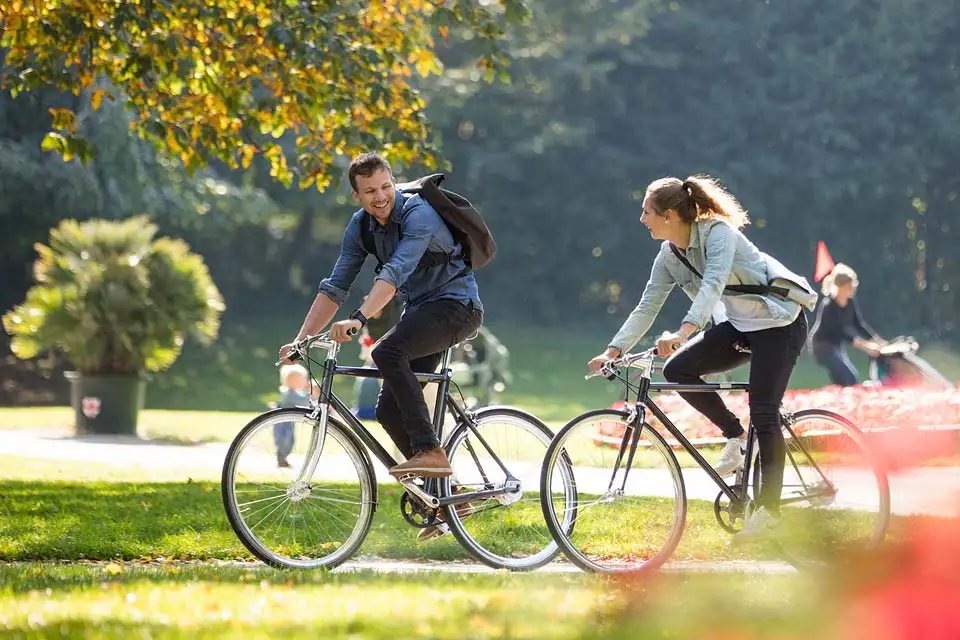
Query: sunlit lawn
xmin=0 ymin=564 xmax=841 ymax=639
xmin=0 ymin=455 xmax=749 ymax=564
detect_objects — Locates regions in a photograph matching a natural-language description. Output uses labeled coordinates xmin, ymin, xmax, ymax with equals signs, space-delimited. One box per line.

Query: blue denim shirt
xmin=318 ymin=188 xmax=483 ymax=311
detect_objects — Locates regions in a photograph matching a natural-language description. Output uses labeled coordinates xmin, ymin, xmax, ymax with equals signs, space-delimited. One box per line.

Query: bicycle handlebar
xmin=584 ymin=347 xmax=660 ymax=380
xmin=274 ymin=328 xmax=356 ymax=366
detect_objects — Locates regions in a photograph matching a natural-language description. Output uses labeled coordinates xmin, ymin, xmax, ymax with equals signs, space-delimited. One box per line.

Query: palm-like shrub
xmin=3 ymin=216 xmax=223 ymax=375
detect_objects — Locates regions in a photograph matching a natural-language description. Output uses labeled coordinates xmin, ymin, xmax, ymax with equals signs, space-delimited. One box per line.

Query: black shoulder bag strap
xmin=667 ymin=244 xmax=791 ymax=298
xmin=359 ymin=209 xmax=461 ymax=276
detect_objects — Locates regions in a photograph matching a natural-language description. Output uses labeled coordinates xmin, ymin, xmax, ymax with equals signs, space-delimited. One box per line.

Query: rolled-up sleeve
xmin=682 ymin=223 xmax=736 ymax=330
xmin=375 ymin=199 xmax=435 ymax=290
xmin=318 ymin=215 xmax=367 ymax=305
xmin=609 ymin=247 xmax=676 ymax=353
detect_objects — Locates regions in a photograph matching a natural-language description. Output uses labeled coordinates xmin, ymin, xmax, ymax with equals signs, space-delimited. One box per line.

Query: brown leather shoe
xmin=389 ymin=447 xmax=453 ymax=478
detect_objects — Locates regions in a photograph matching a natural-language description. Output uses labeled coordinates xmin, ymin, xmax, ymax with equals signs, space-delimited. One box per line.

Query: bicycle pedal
xmin=396 ymin=473 xmax=420 ymax=484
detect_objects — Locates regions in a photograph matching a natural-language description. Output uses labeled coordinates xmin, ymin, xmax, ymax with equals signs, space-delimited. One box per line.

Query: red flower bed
xmin=596 ymin=383 xmax=960 ymax=449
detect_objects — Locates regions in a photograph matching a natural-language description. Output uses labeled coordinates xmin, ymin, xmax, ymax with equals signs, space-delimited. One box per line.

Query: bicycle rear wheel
xmin=541 ymin=409 xmax=687 ymax=573
xmin=762 ymin=409 xmax=890 ymax=569
xmin=442 ymin=407 xmax=574 ymax=571
xmin=222 ymin=408 xmax=377 ymax=569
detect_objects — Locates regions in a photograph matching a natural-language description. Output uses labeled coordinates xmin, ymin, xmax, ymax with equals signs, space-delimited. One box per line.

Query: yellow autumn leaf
xmin=1 ymin=0 xmax=520 ymax=188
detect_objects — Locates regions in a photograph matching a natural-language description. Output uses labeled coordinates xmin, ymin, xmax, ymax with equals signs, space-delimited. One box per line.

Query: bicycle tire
xmin=222 ymin=408 xmax=378 ymax=569
xmin=442 ymin=406 xmax=574 ymax=571
xmin=753 ymin=408 xmax=890 ymax=570
xmin=540 ymin=409 xmax=687 ymax=574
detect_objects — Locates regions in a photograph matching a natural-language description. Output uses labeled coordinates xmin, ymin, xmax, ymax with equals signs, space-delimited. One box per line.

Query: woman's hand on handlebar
xmin=587 ymin=347 xmax=621 ymax=374
xmin=656 ymin=331 xmax=686 ymax=357
xmin=330 ymin=319 xmax=362 ymax=343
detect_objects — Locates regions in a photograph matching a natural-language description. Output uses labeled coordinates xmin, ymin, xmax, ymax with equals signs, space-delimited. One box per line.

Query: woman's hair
xmin=646 ymin=174 xmax=750 ymax=230
xmin=822 ymin=263 xmax=859 ymax=297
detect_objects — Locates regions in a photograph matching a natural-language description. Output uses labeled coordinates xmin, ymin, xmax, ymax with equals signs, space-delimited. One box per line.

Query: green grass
xmin=0 ymin=455 xmax=738 ymax=564
xmin=0 ymin=564 xmax=840 ymax=639
xmin=137 ymin=316 xmax=960 ymax=422
xmin=0 ymin=454 xmax=933 ymax=567
xmin=7 ymin=315 xmax=960 ymax=425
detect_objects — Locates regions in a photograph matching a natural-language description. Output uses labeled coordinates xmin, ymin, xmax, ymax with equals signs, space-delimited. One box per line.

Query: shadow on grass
xmin=0 ymin=482 xmax=471 ymax=566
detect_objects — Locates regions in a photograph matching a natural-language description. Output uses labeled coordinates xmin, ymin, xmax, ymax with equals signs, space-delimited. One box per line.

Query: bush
xmin=2 ymin=216 xmax=224 ymax=375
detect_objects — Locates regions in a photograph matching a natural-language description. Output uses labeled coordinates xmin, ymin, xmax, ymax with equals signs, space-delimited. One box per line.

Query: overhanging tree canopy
xmin=1 ymin=0 xmax=527 ymax=189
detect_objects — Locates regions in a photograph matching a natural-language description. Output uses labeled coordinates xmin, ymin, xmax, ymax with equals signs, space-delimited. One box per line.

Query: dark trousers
xmin=371 ymin=299 xmax=483 ymax=459
xmin=811 ymin=341 xmax=859 ymax=387
xmin=662 ymin=313 xmax=808 ymax=514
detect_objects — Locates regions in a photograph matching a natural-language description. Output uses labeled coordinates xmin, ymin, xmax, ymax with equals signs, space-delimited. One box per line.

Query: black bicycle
xmin=540 ymin=347 xmax=890 ymax=573
xmin=222 ymin=332 xmax=576 ymax=571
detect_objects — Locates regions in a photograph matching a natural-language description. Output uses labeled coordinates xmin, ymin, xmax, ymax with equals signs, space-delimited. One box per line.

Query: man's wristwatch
xmin=348 ymin=309 xmax=368 ymax=327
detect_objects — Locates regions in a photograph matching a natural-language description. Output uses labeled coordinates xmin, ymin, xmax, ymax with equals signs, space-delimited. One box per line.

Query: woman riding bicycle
xmin=588 ymin=175 xmax=816 ymax=541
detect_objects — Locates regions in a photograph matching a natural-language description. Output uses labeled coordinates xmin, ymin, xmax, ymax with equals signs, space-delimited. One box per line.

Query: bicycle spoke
xmin=223 ymin=411 xmax=375 ymax=569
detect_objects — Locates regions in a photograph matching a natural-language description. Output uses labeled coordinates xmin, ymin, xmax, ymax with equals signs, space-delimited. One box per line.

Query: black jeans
xmin=371 ymin=299 xmax=483 ymax=459
xmin=811 ymin=340 xmax=859 ymax=386
xmin=662 ymin=313 xmax=808 ymax=514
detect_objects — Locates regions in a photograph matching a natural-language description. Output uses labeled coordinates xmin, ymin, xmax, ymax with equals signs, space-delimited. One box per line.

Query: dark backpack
xmin=359 ymin=174 xmax=496 ymax=274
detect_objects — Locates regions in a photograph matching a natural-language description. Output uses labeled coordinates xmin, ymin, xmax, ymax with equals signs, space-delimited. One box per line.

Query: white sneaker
xmin=733 ymin=507 xmax=782 ymax=544
xmin=715 ymin=437 xmax=746 ymax=476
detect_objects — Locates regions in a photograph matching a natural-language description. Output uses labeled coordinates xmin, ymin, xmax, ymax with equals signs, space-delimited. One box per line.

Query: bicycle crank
xmin=396 ymin=473 xmax=441 ymax=509
xmin=713 ymin=487 xmax=747 ymax=534
xmin=399 ymin=492 xmax=440 ymax=529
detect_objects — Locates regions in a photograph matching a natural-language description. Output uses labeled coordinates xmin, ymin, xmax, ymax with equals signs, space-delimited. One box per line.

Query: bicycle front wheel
xmin=541 ymin=409 xmax=687 ymax=573
xmin=764 ymin=409 xmax=890 ymax=569
xmin=442 ymin=407 xmax=574 ymax=571
xmin=222 ymin=408 xmax=377 ymax=569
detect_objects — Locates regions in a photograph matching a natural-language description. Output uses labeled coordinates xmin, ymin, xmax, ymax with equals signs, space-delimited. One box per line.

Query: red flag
xmin=814 ymin=240 xmax=835 ymax=282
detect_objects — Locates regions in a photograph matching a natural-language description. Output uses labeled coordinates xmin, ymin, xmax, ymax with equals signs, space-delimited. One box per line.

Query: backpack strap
xmin=359 ymin=208 xmax=467 ymax=277
xmin=668 ymin=244 xmax=792 ymax=298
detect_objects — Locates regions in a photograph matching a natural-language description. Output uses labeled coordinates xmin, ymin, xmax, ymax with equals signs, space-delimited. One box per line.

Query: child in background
xmin=274 ymin=364 xmax=311 ymax=468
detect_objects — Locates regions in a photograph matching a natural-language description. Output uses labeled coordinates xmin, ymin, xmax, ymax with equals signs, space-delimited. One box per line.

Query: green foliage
xmin=2 ymin=217 xmax=224 ymax=375
xmin=1 ymin=0 xmax=528 ymax=188
xmin=424 ymin=0 xmax=960 ymax=341
xmin=3 ymin=0 xmax=960 ymax=356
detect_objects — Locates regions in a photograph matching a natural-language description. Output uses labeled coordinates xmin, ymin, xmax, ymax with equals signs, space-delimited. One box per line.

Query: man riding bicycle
xmin=279 ymin=152 xmax=483 ymax=479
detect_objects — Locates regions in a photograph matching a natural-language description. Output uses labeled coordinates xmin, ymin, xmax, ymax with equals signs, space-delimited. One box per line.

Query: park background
xmin=2 ymin=1 xmax=960 ymax=638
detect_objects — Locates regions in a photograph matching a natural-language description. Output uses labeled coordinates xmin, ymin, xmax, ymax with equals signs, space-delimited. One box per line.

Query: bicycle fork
xmin=295 ymin=358 xmax=337 ymax=484
xmin=295 ymin=402 xmax=330 ymax=484
xmin=607 ymin=403 xmax=647 ymax=496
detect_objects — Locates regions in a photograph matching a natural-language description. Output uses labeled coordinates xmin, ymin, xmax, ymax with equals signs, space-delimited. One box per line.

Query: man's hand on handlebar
xmin=277 ymin=341 xmax=301 ymax=366
xmin=330 ymin=319 xmax=362 ymax=343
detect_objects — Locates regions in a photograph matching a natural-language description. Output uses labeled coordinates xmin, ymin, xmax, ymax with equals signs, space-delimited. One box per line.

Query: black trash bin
xmin=64 ymin=371 xmax=146 ymax=435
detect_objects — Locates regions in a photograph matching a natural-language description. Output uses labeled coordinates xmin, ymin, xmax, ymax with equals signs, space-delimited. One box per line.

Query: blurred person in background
xmin=809 ymin=264 xmax=886 ymax=387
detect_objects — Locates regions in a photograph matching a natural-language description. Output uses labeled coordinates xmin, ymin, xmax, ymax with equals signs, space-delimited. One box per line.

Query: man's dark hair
xmin=348 ymin=153 xmax=393 ymax=191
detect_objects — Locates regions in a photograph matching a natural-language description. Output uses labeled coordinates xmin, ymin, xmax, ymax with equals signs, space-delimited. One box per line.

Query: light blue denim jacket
xmin=609 ymin=220 xmax=816 ymax=354
xmin=318 ymin=188 xmax=482 ymax=311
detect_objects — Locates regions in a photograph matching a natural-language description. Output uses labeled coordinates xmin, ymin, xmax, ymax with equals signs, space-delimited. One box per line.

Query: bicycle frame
xmin=642 ymin=391 xmax=750 ymax=503
xmin=292 ymin=335 xmax=518 ymax=509
xmin=599 ymin=351 xmax=753 ymax=504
